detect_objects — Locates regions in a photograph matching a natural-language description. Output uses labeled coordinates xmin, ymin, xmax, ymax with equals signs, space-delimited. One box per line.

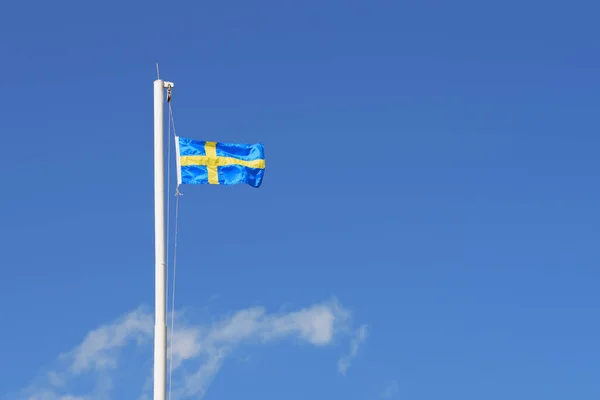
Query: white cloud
xmin=260 ymin=302 xmax=345 ymax=345
xmin=171 ymin=298 xmax=351 ymax=398
xmin=338 ymin=324 xmax=368 ymax=375
xmin=169 ymin=325 xmax=202 ymax=369
xmin=63 ymin=307 xmax=153 ymax=374
xmin=16 ymin=298 xmax=364 ymax=400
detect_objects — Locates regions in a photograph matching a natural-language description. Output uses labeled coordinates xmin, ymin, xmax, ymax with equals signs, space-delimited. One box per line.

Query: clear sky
xmin=1 ymin=0 xmax=599 ymax=399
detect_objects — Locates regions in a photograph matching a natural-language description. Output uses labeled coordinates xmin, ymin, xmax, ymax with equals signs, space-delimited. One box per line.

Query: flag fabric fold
xmin=175 ymin=136 xmax=265 ymax=188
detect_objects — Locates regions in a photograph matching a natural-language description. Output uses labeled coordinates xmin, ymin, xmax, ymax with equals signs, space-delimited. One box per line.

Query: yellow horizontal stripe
xmin=179 ymin=155 xmax=265 ymax=169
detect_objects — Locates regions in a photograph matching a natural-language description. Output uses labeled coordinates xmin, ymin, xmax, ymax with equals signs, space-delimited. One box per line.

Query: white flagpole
xmin=153 ymin=78 xmax=173 ymax=400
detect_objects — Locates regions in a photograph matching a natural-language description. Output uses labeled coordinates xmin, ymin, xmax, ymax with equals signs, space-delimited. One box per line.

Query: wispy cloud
xmin=338 ymin=324 xmax=368 ymax=375
xmin=380 ymin=380 xmax=399 ymax=399
xmin=171 ymin=298 xmax=351 ymax=399
xmin=16 ymin=298 xmax=364 ymax=400
xmin=64 ymin=307 xmax=153 ymax=374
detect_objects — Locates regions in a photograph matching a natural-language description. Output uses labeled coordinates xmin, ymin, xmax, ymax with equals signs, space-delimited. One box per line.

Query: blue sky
xmin=1 ymin=0 xmax=599 ymax=399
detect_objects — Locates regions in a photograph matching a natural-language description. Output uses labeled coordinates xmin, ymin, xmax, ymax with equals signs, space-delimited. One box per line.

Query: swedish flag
xmin=175 ymin=136 xmax=265 ymax=188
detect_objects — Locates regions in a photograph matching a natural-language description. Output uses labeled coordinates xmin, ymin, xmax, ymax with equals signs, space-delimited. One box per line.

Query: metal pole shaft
xmin=153 ymin=79 xmax=167 ymax=400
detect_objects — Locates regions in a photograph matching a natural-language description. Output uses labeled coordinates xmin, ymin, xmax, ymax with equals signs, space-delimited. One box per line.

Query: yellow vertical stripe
xmin=204 ymin=141 xmax=219 ymax=184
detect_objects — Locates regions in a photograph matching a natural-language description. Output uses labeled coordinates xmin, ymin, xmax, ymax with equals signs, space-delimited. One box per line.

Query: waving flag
xmin=175 ymin=136 xmax=265 ymax=188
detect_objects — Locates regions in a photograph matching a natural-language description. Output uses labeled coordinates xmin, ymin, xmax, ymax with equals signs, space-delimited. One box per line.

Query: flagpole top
xmin=154 ymin=80 xmax=174 ymax=102
xmin=153 ymin=79 xmax=174 ymax=87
